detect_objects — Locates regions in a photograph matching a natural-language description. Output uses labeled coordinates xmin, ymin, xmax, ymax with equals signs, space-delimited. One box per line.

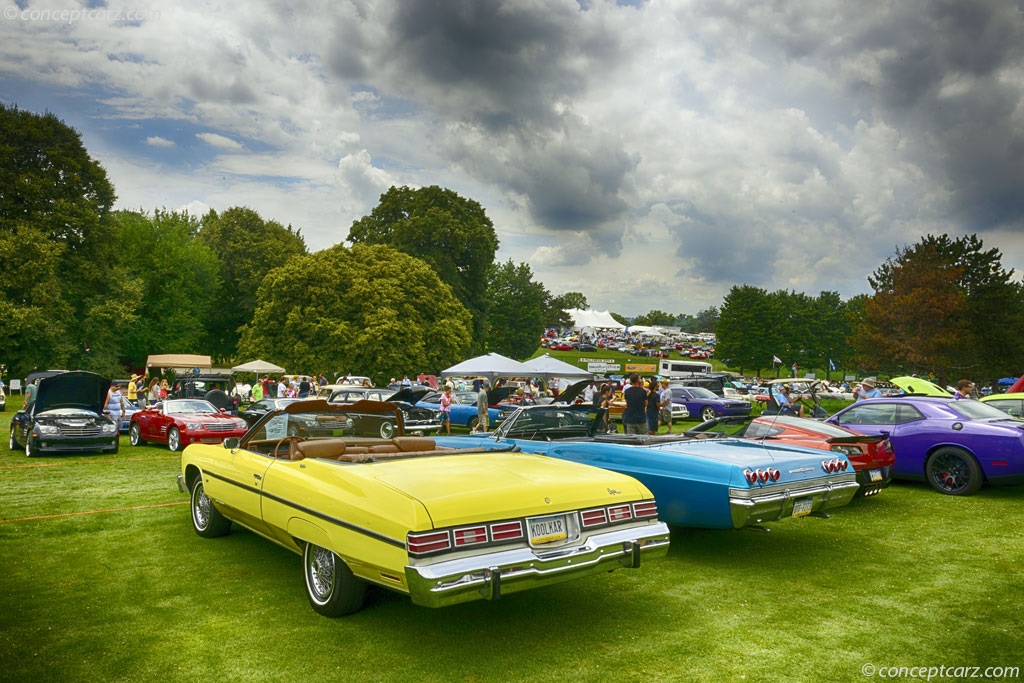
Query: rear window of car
xmin=948 ymin=399 xmax=1022 ymax=420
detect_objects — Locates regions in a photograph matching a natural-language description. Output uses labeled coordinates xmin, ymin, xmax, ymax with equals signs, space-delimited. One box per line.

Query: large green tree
xmin=348 ymin=186 xmax=499 ymax=350
xmin=487 ymin=260 xmax=548 ymax=360
xmin=693 ymin=306 xmax=720 ymax=333
xmin=198 ymin=207 xmax=307 ymax=361
xmin=238 ymin=244 xmax=472 ymax=384
xmin=112 ymin=209 xmax=222 ymax=367
xmin=543 ymin=291 xmax=588 ymax=328
xmin=716 ymin=285 xmax=774 ymax=375
xmin=0 ymin=105 xmax=118 ymax=374
xmin=0 ymin=224 xmax=75 ymax=373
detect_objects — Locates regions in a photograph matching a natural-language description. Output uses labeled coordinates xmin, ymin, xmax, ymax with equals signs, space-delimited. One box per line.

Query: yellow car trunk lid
xmin=367 ymin=451 xmax=649 ymax=528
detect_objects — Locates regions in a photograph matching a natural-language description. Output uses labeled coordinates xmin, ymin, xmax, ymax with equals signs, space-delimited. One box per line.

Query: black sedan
xmin=9 ymin=371 xmax=119 ymax=457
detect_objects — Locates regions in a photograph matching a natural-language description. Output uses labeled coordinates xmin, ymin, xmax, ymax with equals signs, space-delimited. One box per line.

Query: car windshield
xmin=496 ymin=405 xmax=598 ymax=440
xmin=165 ymin=399 xmax=219 ymax=414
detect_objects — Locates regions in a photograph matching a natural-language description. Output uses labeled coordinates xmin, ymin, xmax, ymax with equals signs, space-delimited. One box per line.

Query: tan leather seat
xmin=392 ymin=436 xmax=436 ymax=452
xmin=295 ymin=440 xmax=346 ymax=460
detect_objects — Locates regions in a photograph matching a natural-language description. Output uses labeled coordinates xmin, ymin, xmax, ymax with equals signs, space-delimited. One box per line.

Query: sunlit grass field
xmin=1 ymin=394 xmax=1021 ymax=683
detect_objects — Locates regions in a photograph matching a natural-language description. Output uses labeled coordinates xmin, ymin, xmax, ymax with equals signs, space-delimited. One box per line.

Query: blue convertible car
xmin=433 ymin=403 xmax=860 ymax=529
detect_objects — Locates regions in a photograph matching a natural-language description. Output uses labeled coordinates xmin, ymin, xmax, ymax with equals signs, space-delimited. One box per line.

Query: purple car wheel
xmin=925 ymin=447 xmax=983 ymax=496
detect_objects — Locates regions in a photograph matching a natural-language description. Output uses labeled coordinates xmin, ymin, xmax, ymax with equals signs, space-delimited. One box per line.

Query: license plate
xmin=527 ymin=514 xmax=568 ymax=545
xmin=869 ymin=468 xmax=883 ymax=482
xmin=792 ymin=498 xmax=814 ymax=517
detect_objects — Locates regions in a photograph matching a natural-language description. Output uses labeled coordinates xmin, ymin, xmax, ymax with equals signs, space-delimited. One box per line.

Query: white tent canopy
xmin=232 ymin=359 xmax=286 ymax=374
xmin=566 ymin=309 xmax=626 ymax=330
xmin=439 ymin=353 xmax=531 ymax=382
xmin=521 ymin=354 xmax=594 ymax=380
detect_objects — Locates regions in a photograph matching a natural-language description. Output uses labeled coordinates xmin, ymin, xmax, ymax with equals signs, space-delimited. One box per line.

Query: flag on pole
xmin=828 ymin=358 xmax=836 ymax=371
xmin=772 ymin=355 xmax=782 ymax=364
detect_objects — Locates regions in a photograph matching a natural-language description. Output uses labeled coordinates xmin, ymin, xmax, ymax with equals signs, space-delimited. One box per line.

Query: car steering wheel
xmin=273 ymin=436 xmax=303 ymax=459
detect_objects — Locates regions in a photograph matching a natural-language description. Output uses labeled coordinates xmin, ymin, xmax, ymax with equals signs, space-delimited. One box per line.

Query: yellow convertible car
xmin=179 ymin=399 xmax=671 ymax=616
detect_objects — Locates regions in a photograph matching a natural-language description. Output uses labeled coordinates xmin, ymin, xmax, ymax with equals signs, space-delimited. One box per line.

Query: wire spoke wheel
xmin=302 ymin=543 xmax=367 ymax=617
xmin=306 ymin=545 xmax=336 ymax=603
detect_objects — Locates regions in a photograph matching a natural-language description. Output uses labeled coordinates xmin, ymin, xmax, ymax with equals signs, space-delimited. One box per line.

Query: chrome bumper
xmin=404 ymin=522 xmax=671 ymax=608
xmin=176 ymin=473 xmax=188 ymax=494
xmin=728 ymin=473 xmax=860 ymax=528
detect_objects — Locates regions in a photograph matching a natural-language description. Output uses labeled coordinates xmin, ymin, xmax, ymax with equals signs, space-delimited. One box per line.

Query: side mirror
xmin=223 ymin=437 xmax=240 ymax=449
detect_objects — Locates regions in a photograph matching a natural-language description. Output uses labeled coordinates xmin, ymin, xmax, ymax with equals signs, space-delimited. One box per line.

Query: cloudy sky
xmin=3 ymin=0 xmax=1024 ymax=316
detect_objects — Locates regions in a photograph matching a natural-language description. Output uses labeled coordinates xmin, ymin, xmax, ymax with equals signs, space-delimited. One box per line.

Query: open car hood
xmin=553 ymin=379 xmax=592 ymax=405
xmin=33 ymin=370 xmax=110 ymax=414
xmin=386 ymin=387 xmax=431 ymax=405
xmin=890 ymin=376 xmax=950 ymax=397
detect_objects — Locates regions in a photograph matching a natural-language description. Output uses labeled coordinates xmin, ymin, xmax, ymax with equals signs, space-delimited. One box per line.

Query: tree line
xmin=0 ymin=105 xmax=584 ymax=384
xmin=4 ymin=104 xmax=1023 ymax=387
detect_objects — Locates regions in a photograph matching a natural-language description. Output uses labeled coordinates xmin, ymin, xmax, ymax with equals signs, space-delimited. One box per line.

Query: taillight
xmin=745 ymin=468 xmax=780 ymax=484
xmin=453 ymin=526 xmax=488 ymax=547
xmin=489 ymin=520 xmax=524 ymax=541
xmin=821 ymin=458 xmax=849 ymax=473
xmin=632 ymin=501 xmax=659 ymax=518
xmin=407 ymin=530 xmax=451 ymax=555
xmin=580 ymin=508 xmax=609 ymax=527
xmin=608 ymin=504 xmax=633 ymax=522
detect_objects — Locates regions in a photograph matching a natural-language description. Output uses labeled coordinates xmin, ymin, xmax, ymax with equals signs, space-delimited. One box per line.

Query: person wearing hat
xmin=854 ymin=377 xmax=882 ymax=401
xmin=126 ymin=374 xmax=142 ymax=407
xmin=773 ymin=382 xmax=806 ymax=417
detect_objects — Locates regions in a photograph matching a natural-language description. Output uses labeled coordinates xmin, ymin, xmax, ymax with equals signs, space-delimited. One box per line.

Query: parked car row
xmin=10 ymin=368 xmax=1024 ymax=622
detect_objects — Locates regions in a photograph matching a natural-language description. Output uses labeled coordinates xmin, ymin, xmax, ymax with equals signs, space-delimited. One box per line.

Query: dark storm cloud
xmin=346 ymin=0 xmax=637 ymax=253
xmin=834 ymin=0 xmax=1024 ymax=232
xmin=868 ymin=0 xmax=1024 ymax=232
xmin=385 ymin=0 xmax=611 ymax=127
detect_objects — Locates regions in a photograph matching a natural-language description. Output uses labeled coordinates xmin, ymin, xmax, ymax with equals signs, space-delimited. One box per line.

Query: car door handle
xmin=253 ymin=473 xmax=262 ymax=481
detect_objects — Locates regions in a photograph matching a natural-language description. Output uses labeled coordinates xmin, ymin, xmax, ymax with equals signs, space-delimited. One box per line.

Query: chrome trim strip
xmin=727 ymin=473 xmax=860 ymax=528
xmin=404 ymin=523 xmax=671 ymax=608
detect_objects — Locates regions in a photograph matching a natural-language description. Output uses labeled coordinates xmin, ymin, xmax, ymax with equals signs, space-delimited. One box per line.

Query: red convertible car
xmin=686 ymin=414 xmax=895 ymax=497
xmin=129 ymin=398 xmax=249 ymax=451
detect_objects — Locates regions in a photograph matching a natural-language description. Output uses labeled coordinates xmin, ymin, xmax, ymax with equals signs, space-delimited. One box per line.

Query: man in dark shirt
xmin=298 ymin=378 xmax=311 ymax=398
xmin=621 ymin=374 xmax=648 ymax=435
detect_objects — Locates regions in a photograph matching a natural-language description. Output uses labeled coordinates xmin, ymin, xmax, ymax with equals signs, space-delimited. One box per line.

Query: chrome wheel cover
xmin=305 ymin=545 xmax=336 ymax=604
xmin=191 ymin=481 xmax=212 ymax=530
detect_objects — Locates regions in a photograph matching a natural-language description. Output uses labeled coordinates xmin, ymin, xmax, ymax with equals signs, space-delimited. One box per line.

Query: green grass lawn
xmin=1 ymin=395 xmax=1022 ymax=682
